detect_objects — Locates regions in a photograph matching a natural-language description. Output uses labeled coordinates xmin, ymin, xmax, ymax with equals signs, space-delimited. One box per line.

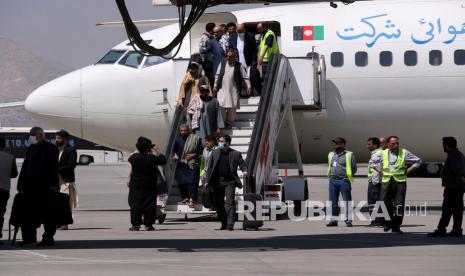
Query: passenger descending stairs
xmin=166 ymin=96 xmax=260 ymax=215
xmin=224 ymin=96 xmax=261 ymax=160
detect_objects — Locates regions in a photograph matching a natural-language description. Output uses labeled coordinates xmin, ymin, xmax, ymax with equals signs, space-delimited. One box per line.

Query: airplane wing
xmin=0 ymin=101 xmax=25 ymax=108
xmin=96 ymin=18 xmax=180 ymax=28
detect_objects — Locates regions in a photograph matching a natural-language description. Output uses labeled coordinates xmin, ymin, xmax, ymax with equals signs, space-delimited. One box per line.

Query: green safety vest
xmin=367 ymin=148 xmax=383 ymax=179
xmin=382 ymin=148 xmax=407 ymax=183
xmin=327 ymin=151 xmax=354 ymax=184
xmin=259 ymin=29 xmax=279 ymax=63
xmin=199 ymin=154 xmax=205 ymax=178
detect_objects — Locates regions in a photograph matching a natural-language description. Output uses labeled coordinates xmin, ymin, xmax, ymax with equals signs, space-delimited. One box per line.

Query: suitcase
xmin=242 ymin=193 xmax=264 ymax=230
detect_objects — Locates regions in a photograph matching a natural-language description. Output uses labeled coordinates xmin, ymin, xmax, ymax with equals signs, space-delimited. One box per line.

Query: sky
xmin=0 ymin=0 xmax=262 ymax=69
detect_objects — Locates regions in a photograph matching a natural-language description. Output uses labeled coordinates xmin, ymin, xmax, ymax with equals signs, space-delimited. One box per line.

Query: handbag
xmin=156 ymin=166 xmax=168 ymax=194
xmin=199 ymin=185 xmax=215 ymax=209
xmin=48 ymin=192 xmax=73 ymax=226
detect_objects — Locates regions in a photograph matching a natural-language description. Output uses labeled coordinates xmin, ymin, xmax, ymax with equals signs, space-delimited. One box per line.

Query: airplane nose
xmin=25 ymin=69 xmax=82 ymax=136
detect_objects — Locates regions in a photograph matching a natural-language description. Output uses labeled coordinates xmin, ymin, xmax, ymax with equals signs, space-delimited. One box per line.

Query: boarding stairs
xmin=163 ymin=94 xmax=259 ymax=215
xmin=164 ymin=53 xmax=325 ymax=216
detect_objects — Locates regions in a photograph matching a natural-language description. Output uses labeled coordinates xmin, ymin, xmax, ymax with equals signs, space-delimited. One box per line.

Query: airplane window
xmin=404 ymin=50 xmax=417 ymax=66
xmin=143 ymin=53 xmax=172 ymax=68
xmin=96 ymin=50 xmax=126 ymax=64
xmin=379 ymin=51 xmax=392 ymax=66
xmin=331 ymin=52 xmax=344 ymax=67
xmin=355 ymin=51 xmax=368 ymax=67
xmin=429 ymin=50 xmax=442 ymax=66
xmin=454 ymin=50 xmax=465 ymax=65
xmin=118 ymin=51 xmax=144 ymax=68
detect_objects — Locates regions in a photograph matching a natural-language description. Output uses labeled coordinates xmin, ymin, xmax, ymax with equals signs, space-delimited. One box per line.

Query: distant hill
xmin=0 ymin=37 xmax=71 ymax=126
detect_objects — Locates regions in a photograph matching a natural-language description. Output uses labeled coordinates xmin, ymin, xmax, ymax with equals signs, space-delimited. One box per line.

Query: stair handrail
xmin=163 ymin=83 xmax=192 ymax=195
xmin=244 ymin=54 xmax=282 ymax=194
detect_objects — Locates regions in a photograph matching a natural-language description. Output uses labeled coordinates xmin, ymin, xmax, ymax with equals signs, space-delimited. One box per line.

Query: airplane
xmin=23 ymin=0 xmax=465 ymax=174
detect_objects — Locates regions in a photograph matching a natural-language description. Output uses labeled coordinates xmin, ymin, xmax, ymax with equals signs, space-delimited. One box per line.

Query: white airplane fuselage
xmin=25 ymin=0 xmax=465 ymax=163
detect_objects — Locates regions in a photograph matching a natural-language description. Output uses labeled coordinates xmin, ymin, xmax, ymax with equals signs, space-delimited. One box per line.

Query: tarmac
xmin=1 ymin=164 xmax=464 ymax=276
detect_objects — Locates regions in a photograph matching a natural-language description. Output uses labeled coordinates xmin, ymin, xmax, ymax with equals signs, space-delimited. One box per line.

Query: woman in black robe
xmin=128 ymin=137 xmax=166 ymax=231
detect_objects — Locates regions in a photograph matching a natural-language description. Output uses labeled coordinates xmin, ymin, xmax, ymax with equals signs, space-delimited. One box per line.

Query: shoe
xmin=37 ymin=239 xmax=54 ymax=246
xmin=216 ymin=224 xmax=227 ymax=230
xmin=145 ymin=225 xmax=155 ymax=231
xmin=383 ymin=226 xmax=391 ymax=232
xmin=447 ymin=230 xmax=463 ymax=237
xmin=346 ymin=222 xmax=353 ymax=227
xmin=227 ymin=226 xmax=234 ymax=231
xmin=57 ymin=225 xmax=68 ymax=230
xmin=326 ymin=221 xmax=338 ymax=227
xmin=18 ymin=240 xmax=37 ymax=246
xmin=391 ymin=229 xmax=403 ymax=234
xmin=157 ymin=214 xmax=166 ymax=224
xmin=427 ymin=229 xmax=447 ymax=237
xmin=129 ymin=226 xmax=140 ymax=231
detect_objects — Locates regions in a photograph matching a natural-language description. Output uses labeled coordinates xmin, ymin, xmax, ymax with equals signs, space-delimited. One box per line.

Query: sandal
xmin=188 ymin=199 xmax=195 ymax=208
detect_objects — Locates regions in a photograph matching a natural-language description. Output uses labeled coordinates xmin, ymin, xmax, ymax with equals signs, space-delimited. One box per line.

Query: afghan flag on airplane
xmin=293 ymin=26 xmax=324 ymax=41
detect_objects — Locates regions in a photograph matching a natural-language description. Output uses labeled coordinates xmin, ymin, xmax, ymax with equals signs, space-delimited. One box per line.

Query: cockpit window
xmin=96 ymin=50 xmax=126 ymax=64
xmin=143 ymin=53 xmax=172 ymax=68
xmin=118 ymin=51 xmax=144 ymax=68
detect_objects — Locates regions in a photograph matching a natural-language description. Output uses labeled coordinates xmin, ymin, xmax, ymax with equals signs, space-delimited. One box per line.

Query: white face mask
xmin=28 ymin=136 xmax=38 ymax=145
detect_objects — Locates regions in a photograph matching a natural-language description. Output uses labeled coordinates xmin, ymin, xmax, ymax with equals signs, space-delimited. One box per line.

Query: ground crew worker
xmin=327 ymin=137 xmax=357 ymax=227
xmin=379 ymin=136 xmax=388 ymax=150
xmin=370 ymin=136 xmax=422 ymax=234
xmin=257 ymin=22 xmax=279 ymax=85
xmin=366 ymin=137 xmax=383 ymax=226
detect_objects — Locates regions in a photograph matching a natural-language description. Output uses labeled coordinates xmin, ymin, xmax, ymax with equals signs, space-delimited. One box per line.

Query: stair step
xmin=239 ymin=96 xmax=260 ymax=105
xmin=233 ymin=120 xmax=255 ymax=128
xmin=235 ymin=112 xmax=257 ymax=120
xmin=230 ymin=137 xmax=251 ymax=144
xmin=232 ymin=145 xmax=249 ymax=153
xmin=222 ymin=127 xmax=253 ymax=136
xmin=238 ymin=105 xmax=259 ymax=112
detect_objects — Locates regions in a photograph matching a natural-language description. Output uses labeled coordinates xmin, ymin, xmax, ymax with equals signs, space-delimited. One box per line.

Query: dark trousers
xmin=179 ymin=183 xmax=198 ymax=202
xmin=213 ymin=179 xmax=236 ymax=227
xmin=130 ymin=204 xmax=156 ymax=227
xmin=367 ymin=182 xmax=382 ymax=222
xmin=438 ymin=187 xmax=464 ymax=232
xmin=380 ymin=180 xmax=407 ymax=230
xmin=21 ymin=223 xmax=56 ymax=243
xmin=261 ymin=62 xmax=268 ymax=95
xmin=202 ymin=60 xmax=214 ymax=88
xmin=0 ymin=189 xmax=9 ymax=239
xmin=328 ymin=178 xmax=352 ymax=223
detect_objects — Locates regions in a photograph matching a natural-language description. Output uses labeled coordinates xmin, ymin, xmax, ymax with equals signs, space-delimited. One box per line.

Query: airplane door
xmin=288 ymin=52 xmax=323 ymax=109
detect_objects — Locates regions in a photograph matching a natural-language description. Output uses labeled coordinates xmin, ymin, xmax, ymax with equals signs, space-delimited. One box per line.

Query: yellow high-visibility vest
xmin=382 ymin=149 xmax=407 ymax=183
xmin=259 ymin=29 xmax=279 ymax=63
xmin=327 ymin=151 xmax=354 ymax=184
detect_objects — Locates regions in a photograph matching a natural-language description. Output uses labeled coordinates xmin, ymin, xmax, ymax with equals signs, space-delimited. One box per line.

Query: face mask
xmin=217 ymin=142 xmax=225 ymax=150
xmin=29 ymin=136 xmax=38 ymax=145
